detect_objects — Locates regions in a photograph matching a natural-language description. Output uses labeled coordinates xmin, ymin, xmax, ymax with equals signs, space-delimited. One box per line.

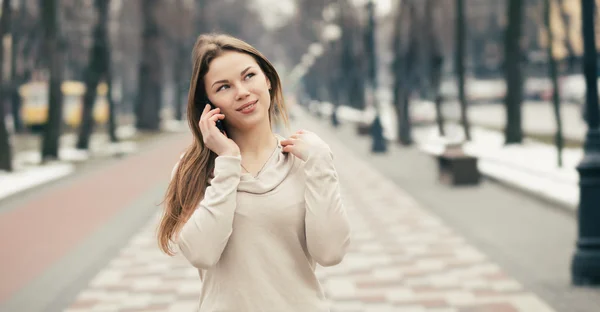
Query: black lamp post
xmin=571 ymin=0 xmax=600 ymax=286
xmin=366 ymin=0 xmax=386 ymax=153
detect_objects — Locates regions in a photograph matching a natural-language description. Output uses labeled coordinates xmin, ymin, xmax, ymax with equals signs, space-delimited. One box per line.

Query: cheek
xmin=210 ymin=102 xmax=234 ymax=118
xmin=250 ymin=81 xmax=270 ymax=98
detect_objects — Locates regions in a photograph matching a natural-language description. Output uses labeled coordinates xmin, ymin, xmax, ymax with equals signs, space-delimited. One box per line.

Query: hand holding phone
xmin=199 ymin=104 xmax=240 ymax=157
xmin=209 ymin=102 xmax=226 ymax=134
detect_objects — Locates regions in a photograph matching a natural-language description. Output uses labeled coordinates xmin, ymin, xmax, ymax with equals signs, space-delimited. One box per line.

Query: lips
xmin=237 ymin=100 xmax=258 ymax=111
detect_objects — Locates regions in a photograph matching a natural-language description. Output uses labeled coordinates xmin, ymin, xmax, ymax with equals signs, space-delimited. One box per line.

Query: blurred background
xmin=1 ymin=0 xmax=600 ymax=311
xmin=0 ymin=0 xmax=596 ymax=167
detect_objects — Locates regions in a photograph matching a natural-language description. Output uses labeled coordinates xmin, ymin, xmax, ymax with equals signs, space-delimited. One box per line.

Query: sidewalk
xmin=65 ymin=107 xmax=556 ymax=312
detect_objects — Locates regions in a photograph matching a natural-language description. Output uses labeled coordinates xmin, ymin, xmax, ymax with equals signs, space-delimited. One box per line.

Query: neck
xmin=229 ymin=121 xmax=276 ymax=156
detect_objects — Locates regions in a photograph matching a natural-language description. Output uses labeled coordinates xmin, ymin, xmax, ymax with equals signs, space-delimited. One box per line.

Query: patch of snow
xmin=413 ymin=125 xmax=580 ymax=209
xmin=0 ymin=163 xmax=75 ymax=200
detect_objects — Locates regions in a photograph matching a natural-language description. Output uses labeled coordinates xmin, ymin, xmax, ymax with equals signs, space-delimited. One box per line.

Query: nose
xmin=235 ymin=84 xmax=250 ymax=101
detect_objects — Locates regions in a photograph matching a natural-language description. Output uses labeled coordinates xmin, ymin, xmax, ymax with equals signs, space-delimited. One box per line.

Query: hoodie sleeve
xmin=303 ymin=149 xmax=351 ymax=267
xmin=177 ymin=155 xmax=242 ymax=269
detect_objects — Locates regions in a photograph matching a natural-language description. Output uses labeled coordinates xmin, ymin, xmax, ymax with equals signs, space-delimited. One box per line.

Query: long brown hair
xmin=158 ymin=33 xmax=289 ymax=255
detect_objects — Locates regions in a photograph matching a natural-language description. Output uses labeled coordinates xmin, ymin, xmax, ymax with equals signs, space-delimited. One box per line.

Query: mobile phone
xmin=209 ymin=101 xmax=226 ymax=134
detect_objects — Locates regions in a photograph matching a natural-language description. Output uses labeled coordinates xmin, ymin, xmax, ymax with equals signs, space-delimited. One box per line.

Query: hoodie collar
xmin=237 ymin=134 xmax=296 ymax=194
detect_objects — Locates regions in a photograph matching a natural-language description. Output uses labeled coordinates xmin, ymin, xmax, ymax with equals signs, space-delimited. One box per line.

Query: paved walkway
xmin=65 ymin=109 xmax=555 ymax=311
xmin=305 ymin=106 xmax=600 ymax=312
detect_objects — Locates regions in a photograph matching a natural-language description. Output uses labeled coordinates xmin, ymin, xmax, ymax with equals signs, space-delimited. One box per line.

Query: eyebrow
xmin=211 ymin=66 xmax=254 ymax=88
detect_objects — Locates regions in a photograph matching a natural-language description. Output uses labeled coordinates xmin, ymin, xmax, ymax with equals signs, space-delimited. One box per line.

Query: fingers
xmin=199 ymin=104 xmax=221 ymax=134
xmin=282 ymin=144 xmax=295 ymax=154
xmin=200 ymin=104 xmax=220 ymax=121
xmin=199 ymin=113 xmax=208 ymax=135
xmin=296 ymin=129 xmax=310 ymax=135
xmin=291 ymin=129 xmax=311 ymax=139
xmin=280 ymin=138 xmax=298 ymax=146
xmin=208 ymin=114 xmax=225 ymax=123
xmin=202 ymin=103 xmax=211 ymax=114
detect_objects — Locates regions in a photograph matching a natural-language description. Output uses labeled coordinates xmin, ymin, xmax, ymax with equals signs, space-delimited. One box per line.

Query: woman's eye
xmin=245 ymin=73 xmax=255 ymax=80
xmin=217 ymin=85 xmax=229 ymax=92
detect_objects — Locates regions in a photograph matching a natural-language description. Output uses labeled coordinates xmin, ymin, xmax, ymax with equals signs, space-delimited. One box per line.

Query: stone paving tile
xmin=65 ymin=117 xmax=556 ymax=312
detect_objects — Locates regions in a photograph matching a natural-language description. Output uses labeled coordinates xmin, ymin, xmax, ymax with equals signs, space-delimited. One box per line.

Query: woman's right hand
xmin=199 ymin=104 xmax=240 ymax=157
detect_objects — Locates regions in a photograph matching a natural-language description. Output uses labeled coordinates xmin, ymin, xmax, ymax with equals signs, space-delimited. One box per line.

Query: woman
xmin=158 ymin=33 xmax=351 ymax=312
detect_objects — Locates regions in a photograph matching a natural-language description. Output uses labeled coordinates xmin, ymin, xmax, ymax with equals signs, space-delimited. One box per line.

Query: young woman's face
xmin=203 ymin=51 xmax=272 ymax=131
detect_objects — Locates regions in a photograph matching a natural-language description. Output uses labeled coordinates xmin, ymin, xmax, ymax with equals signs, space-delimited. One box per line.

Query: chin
xmin=238 ymin=106 xmax=270 ymax=129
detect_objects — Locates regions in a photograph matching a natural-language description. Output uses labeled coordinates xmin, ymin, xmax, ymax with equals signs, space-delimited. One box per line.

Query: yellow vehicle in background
xmin=19 ymin=80 xmax=109 ymax=131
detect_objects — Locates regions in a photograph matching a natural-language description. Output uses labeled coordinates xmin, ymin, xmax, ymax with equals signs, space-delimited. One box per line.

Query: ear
xmin=266 ymin=78 xmax=272 ymax=91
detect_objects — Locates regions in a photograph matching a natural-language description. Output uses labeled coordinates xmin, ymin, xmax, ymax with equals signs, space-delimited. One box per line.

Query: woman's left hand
xmin=280 ymin=130 xmax=331 ymax=162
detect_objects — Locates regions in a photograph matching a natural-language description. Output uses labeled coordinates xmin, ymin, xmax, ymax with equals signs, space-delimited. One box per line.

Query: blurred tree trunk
xmin=328 ymin=41 xmax=341 ymax=127
xmin=0 ymin=0 xmax=13 ymax=172
xmin=471 ymin=35 xmax=486 ymax=77
xmin=304 ymin=73 xmax=319 ymax=101
xmin=338 ymin=0 xmax=352 ymax=109
xmin=77 ymin=0 xmax=110 ymax=150
xmin=348 ymin=61 xmax=366 ymax=109
xmin=330 ymin=42 xmax=341 ymax=100
xmin=365 ymin=1 xmax=377 ymax=109
xmin=106 ymin=65 xmax=118 ymax=142
xmin=421 ymin=0 xmax=433 ymax=97
xmin=136 ymin=0 xmax=162 ymax=131
xmin=484 ymin=5 xmax=504 ymax=76
xmin=347 ymin=8 xmax=366 ymax=110
xmin=545 ymin=0 xmax=564 ymax=167
xmin=174 ymin=46 xmax=185 ymax=121
xmin=558 ymin=0 xmax=576 ymax=73
xmin=391 ymin=0 xmax=408 ymax=145
xmin=431 ymin=53 xmax=445 ymax=138
xmin=195 ymin=0 xmax=207 ymax=34
xmin=394 ymin=1 xmax=415 ymax=146
xmin=9 ymin=0 xmax=24 ymax=134
xmin=424 ymin=0 xmax=445 ymax=136
xmin=172 ymin=0 xmax=195 ymax=121
xmin=40 ymin=0 xmax=65 ymax=162
xmin=391 ymin=0 xmax=403 ymax=142
xmin=455 ymin=0 xmax=471 ymax=141
xmin=104 ymin=6 xmax=118 ymax=143
xmin=503 ymin=0 xmax=525 ymax=144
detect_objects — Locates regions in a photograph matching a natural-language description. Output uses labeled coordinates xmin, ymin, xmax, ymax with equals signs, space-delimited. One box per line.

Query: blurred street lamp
xmin=322 ymin=22 xmax=341 ymax=127
xmin=322 ymin=23 xmax=341 ymax=42
xmin=571 ymin=0 xmax=600 ymax=286
xmin=308 ymin=43 xmax=324 ymax=57
xmin=366 ymin=0 xmax=386 ymax=153
xmin=301 ymin=53 xmax=314 ymax=68
xmin=291 ymin=3 xmax=343 ymax=116
xmin=322 ymin=2 xmax=339 ymax=22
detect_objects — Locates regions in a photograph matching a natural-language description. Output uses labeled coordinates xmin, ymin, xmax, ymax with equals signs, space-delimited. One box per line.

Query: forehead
xmin=205 ymin=51 xmax=259 ymax=81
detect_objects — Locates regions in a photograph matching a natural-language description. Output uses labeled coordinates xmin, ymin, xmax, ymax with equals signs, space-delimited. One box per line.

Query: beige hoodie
xmin=176 ymin=135 xmax=351 ymax=312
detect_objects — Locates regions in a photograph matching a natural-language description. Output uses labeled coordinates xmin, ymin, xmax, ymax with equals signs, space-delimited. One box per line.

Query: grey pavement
xmin=5 ymin=106 xmax=599 ymax=312
xmin=302 ymin=108 xmax=600 ymax=312
xmin=0 ymin=132 xmax=187 ymax=312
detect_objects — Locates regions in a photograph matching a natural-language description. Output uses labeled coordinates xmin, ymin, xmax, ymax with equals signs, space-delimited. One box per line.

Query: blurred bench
xmin=424 ymin=140 xmax=480 ymax=186
xmin=438 ymin=143 xmax=480 ymax=186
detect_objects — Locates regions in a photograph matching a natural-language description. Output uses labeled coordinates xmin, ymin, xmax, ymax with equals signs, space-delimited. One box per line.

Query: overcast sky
xmin=252 ymin=0 xmax=393 ymax=29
